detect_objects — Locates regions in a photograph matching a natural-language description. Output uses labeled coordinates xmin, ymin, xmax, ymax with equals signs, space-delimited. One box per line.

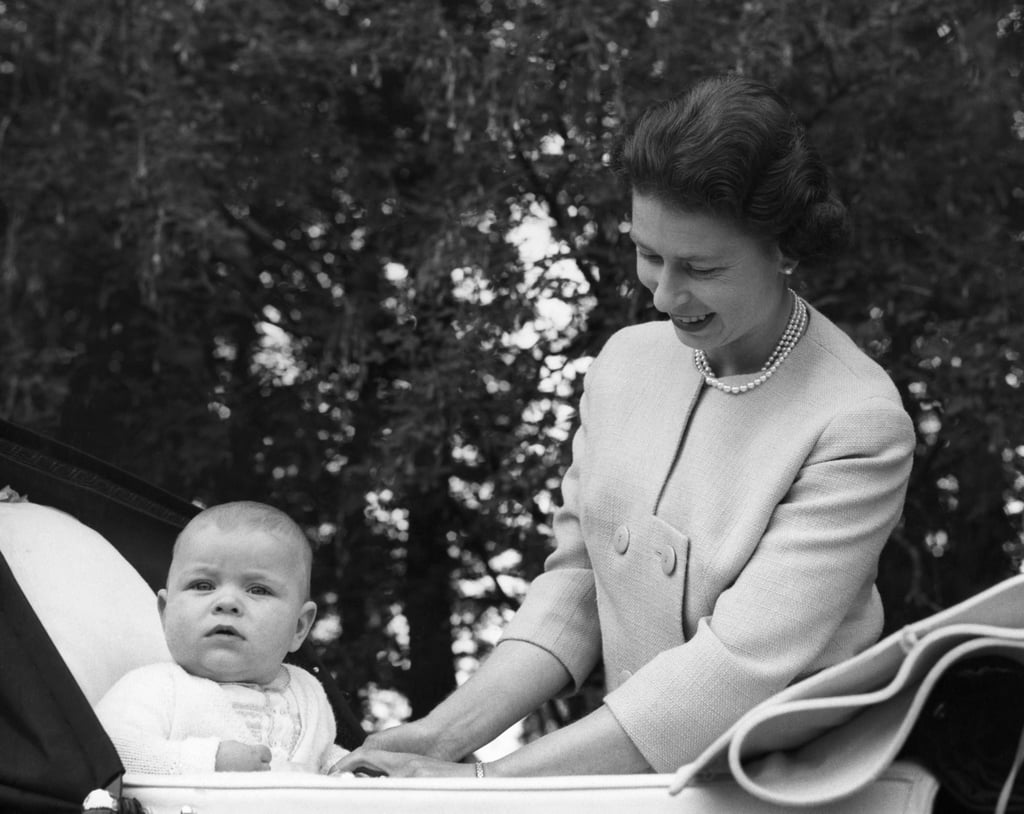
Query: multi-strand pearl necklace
xmin=693 ymin=291 xmax=808 ymax=395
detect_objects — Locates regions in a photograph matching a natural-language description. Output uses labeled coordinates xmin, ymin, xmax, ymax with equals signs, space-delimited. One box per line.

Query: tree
xmin=1 ymin=0 xmax=1022 ymax=745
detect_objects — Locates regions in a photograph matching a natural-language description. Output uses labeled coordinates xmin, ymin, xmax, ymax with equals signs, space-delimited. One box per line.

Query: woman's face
xmin=629 ymin=193 xmax=793 ymax=377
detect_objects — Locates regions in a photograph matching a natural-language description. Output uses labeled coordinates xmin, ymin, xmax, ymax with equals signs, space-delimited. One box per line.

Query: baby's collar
xmin=221 ymin=665 xmax=290 ymax=692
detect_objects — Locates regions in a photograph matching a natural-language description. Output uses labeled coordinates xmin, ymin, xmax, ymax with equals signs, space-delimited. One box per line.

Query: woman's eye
xmin=688 ymin=265 xmax=719 ymax=276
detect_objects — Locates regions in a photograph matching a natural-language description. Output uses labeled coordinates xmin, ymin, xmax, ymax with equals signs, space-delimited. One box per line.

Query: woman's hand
xmin=215 ymin=740 xmax=272 ymax=771
xmin=358 ymin=720 xmax=450 ymax=759
xmin=329 ymin=642 xmax=574 ymax=778
xmin=329 ymin=747 xmax=476 ymax=778
xmin=327 ymin=716 xmax=464 ymax=776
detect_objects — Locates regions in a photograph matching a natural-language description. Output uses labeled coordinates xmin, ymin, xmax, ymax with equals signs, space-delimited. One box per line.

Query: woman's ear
xmin=780 ymin=256 xmax=799 ymax=276
xmin=290 ymin=600 xmax=318 ymax=651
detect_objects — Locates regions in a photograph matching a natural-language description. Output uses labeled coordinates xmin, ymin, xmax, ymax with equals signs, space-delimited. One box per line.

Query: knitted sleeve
xmin=95 ymin=663 xmax=221 ymax=774
xmin=323 ymin=742 xmax=351 ymax=773
xmin=283 ymin=665 xmax=350 ymax=773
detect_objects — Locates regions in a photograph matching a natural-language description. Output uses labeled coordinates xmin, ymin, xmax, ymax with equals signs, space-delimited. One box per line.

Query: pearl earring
xmin=781 ymin=263 xmax=795 ymax=276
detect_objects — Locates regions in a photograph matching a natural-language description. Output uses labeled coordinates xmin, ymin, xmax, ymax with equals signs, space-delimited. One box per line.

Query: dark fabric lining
xmin=0 ymin=551 xmax=123 ymax=812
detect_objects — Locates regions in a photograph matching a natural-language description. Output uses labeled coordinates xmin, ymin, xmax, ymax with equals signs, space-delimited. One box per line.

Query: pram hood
xmin=0 ymin=417 xmax=365 ymax=811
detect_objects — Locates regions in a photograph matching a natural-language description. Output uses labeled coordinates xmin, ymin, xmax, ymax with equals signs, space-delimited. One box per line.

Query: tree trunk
xmin=403 ymin=486 xmax=457 ymax=720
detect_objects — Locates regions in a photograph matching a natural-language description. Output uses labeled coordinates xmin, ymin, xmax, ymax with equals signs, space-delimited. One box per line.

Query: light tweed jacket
xmin=501 ymin=305 xmax=916 ymax=773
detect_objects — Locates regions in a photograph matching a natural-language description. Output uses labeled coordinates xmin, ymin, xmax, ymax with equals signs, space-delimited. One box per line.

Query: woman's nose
xmin=651 ymin=265 xmax=690 ymax=313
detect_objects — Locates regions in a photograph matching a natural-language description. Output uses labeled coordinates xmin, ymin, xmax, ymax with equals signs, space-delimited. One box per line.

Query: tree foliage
xmin=1 ymin=0 xmax=1022 ymax=736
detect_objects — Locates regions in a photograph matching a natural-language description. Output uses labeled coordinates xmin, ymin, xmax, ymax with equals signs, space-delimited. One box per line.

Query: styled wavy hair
xmin=613 ymin=74 xmax=852 ymax=263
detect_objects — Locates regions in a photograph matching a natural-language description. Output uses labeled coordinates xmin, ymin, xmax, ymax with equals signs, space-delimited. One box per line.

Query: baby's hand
xmin=215 ymin=740 xmax=272 ymax=772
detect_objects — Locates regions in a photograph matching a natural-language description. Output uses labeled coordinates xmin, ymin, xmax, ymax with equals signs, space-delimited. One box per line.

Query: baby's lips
xmin=206 ymin=625 xmax=243 ymax=638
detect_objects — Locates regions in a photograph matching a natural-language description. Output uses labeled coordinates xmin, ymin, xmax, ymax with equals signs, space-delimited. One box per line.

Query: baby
xmin=96 ymin=501 xmax=349 ymax=774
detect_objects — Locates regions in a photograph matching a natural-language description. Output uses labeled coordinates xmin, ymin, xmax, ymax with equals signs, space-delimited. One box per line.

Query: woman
xmin=333 ymin=74 xmax=916 ymax=777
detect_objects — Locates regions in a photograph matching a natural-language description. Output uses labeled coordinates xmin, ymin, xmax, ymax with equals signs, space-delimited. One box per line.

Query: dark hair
xmin=614 ymin=74 xmax=851 ymax=262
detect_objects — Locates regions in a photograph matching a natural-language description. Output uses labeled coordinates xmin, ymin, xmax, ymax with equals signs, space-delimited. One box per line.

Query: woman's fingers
xmin=330 ymin=748 xmax=394 ymax=776
xmin=331 ymin=748 xmax=475 ymax=778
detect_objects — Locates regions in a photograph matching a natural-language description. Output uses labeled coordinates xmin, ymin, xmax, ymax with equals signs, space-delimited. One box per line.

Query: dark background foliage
xmin=1 ymin=0 xmax=1022 ymax=743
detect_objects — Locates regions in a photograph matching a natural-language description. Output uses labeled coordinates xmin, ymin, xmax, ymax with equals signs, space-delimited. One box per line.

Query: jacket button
xmin=619 ymin=669 xmax=633 ymax=684
xmin=659 ymin=544 xmax=677 ymax=575
xmin=613 ymin=525 xmax=630 ymax=554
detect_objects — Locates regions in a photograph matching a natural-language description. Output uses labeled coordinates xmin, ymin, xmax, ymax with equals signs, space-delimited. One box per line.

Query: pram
xmin=2 ymin=416 xmax=1018 ymax=814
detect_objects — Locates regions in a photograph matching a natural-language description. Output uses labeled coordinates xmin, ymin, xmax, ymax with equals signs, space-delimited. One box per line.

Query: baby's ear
xmin=156 ymin=589 xmax=168 ymax=624
xmin=290 ymin=600 xmax=317 ymax=651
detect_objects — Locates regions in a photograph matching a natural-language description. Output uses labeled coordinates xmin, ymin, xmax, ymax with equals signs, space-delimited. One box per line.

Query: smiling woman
xmin=628 ymin=201 xmax=798 ymax=381
xmin=330 ymin=73 xmax=916 ymax=780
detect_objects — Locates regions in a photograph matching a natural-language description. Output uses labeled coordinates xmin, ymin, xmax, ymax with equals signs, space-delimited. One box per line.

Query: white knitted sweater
xmin=96 ymin=662 xmax=348 ymax=774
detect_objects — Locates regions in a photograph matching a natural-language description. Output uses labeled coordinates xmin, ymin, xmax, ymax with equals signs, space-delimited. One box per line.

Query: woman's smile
xmin=670 ymin=313 xmax=715 ymax=331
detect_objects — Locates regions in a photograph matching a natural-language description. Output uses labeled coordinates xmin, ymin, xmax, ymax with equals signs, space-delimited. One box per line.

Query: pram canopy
xmin=0 ymin=417 xmax=365 ymax=811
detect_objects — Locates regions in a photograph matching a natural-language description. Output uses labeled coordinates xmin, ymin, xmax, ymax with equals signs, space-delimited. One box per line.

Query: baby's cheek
xmin=162 ymin=619 xmax=197 ymax=664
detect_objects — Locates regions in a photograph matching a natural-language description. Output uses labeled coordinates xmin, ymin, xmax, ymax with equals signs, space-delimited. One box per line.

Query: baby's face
xmin=158 ymin=524 xmax=316 ymax=685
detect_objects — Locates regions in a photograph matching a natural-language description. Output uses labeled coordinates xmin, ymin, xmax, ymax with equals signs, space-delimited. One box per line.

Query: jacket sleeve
xmin=603 ymin=397 xmax=916 ymax=771
xmin=95 ymin=665 xmax=220 ymax=774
